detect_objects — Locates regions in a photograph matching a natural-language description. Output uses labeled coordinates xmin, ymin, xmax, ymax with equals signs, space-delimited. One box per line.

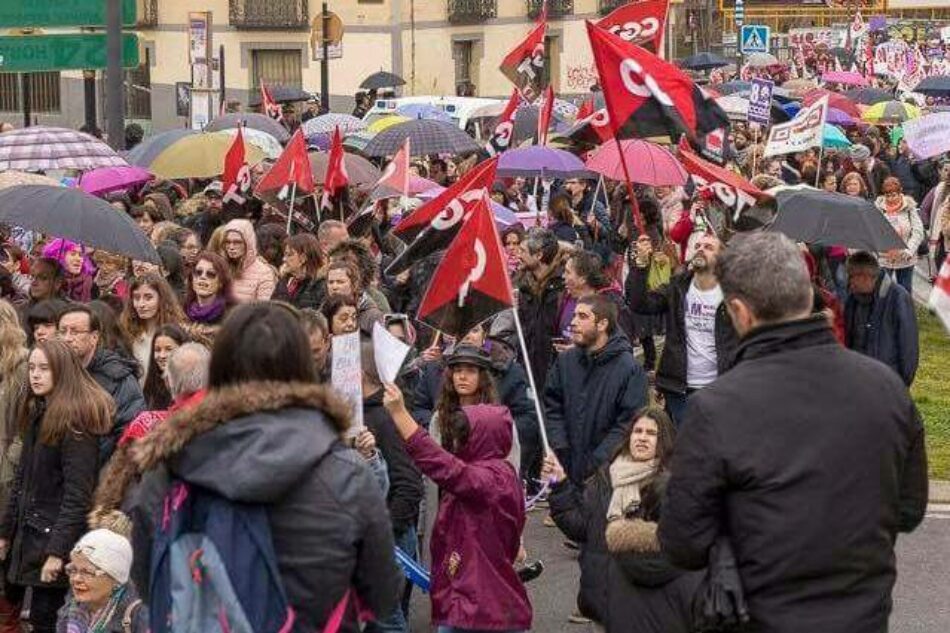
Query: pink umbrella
xmin=77 ymin=165 xmax=153 ymax=196
xmin=821 ymin=70 xmax=868 ymax=87
xmin=585 ymin=140 xmax=687 ymax=186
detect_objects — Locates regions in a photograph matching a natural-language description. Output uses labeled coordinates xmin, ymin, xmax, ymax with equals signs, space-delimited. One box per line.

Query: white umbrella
xmin=214 ymin=128 xmax=283 ymax=160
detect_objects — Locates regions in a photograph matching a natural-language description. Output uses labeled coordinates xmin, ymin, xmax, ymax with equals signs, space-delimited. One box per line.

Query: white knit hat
xmin=71 ymin=529 xmax=133 ymax=584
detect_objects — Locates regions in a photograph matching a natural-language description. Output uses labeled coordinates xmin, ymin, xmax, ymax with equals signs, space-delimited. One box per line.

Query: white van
xmin=363 ymin=96 xmax=502 ymax=136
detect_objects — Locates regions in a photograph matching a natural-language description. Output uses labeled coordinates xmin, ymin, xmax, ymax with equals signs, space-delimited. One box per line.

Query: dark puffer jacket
xmin=272 ymin=275 xmax=326 ymax=311
xmin=543 ymin=334 xmax=648 ymax=484
xmin=514 ymin=255 xmax=567 ymax=397
xmin=550 ymin=470 xmax=701 ymax=631
xmin=121 ymin=382 xmax=400 ymax=633
xmin=86 ymin=349 xmax=146 ymax=460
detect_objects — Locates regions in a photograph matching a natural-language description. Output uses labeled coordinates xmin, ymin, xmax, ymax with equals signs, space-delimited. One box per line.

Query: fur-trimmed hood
xmin=92 ymin=381 xmax=352 ymax=515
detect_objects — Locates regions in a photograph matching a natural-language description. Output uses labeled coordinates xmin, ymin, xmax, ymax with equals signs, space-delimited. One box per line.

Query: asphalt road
xmin=410 ymin=504 xmax=950 ymax=632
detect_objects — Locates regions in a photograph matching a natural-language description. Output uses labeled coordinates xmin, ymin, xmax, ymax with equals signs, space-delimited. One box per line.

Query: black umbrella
xmin=360 ymin=71 xmax=407 ymax=91
xmin=842 ymin=87 xmax=892 ymax=105
xmin=0 ymin=185 xmax=159 ymax=262
xmin=914 ymin=75 xmax=950 ymax=97
xmin=680 ymin=52 xmax=730 ymax=71
xmin=715 ymin=81 xmax=751 ymax=95
xmin=205 ymin=113 xmax=291 ymax=143
xmin=248 ymin=85 xmax=313 ymax=106
xmin=768 ymin=188 xmax=905 ymax=251
xmin=363 ymin=119 xmax=480 ymax=158
xmin=829 ymin=47 xmax=854 ymax=65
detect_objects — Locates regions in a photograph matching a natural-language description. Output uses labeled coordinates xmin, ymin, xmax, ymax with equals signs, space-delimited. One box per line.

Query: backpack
xmin=148 ymin=480 xmax=296 ymax=633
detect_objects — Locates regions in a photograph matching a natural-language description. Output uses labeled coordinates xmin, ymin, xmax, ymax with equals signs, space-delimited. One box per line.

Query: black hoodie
xmin=86 ymin=348 xmax=146 ymax=460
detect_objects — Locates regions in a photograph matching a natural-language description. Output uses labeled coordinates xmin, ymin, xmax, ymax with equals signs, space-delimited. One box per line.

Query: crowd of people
xmin=0 ymin=63 xmax=942 ymax=632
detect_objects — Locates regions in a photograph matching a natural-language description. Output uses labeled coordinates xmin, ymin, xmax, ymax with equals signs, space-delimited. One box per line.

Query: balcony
xmin=447 ymin=0 xmax=497 ymax=24
xmin=229 ymin=0 xmax=310 ymax=30
xmin=136 ymin=0 xmax=158 ymax=27
xmin=598 ymin=0 xmax=627 ymax=14
xmin=527 ymin=0 xmax=573 ymax=19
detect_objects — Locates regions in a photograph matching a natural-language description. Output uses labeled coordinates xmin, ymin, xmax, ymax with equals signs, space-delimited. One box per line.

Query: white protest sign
xmin=764 ymin=96 xmax=827 ymax=157
xmin=902 ymin=113 xmax=950 ymax=160
xmin=372 ymin=322 xmax=410 ymax=385
xmin=331 ymin=332 xmax=363 ymax=432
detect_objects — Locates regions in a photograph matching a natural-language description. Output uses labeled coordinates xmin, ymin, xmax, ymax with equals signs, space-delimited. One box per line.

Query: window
xmin=251 ymin=49 xmax=303 ymax=90
xmin=453 ymin=40 xmax=474 ymax=93
xmin=0 ymin=72 xmax=61 ymax=113
xmin=125 ymin=48 xmax=152 ymax=119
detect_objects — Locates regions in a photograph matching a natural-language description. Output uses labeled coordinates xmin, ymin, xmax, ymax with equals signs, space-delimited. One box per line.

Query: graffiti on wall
xmin=566 ymin=64 xmax=599 ymax=92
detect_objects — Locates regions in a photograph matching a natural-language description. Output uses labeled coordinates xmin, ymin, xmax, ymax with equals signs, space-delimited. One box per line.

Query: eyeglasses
xmin=193 ymin=268 xmax=218 ymax=279
xmin=58 ymin=327 xmax=90 ymax=337
xmin=64 ymin=564 xmax=107 ymax=580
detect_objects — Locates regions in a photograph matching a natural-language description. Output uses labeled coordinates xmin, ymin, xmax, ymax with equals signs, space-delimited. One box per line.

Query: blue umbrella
xmin=823 ymin=124 xmax=852 ymax=149
xmin=782 ymin=102 xmax=802 ymax=118
xmin=126 ymin=129 xmax=197 ymax=169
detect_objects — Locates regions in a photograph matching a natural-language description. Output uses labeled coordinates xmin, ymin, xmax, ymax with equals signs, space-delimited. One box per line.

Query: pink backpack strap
xmin=321 ymin=590 xmax=350 ymax=633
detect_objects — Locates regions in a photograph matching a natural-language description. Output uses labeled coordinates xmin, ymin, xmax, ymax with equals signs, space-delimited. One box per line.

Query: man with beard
xmin=544 ymin=294 xmax=647 ymax=486
xmin=627 ymin=232 xmax=738 ymax=426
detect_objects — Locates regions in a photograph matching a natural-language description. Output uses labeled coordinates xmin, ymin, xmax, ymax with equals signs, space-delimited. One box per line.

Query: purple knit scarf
xmin=185 ymin=296 xmax=226 ymax=323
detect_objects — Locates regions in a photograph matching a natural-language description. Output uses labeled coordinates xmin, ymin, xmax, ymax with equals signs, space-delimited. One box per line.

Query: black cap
xmin=445 ymin=344 xmax=492 ymax=370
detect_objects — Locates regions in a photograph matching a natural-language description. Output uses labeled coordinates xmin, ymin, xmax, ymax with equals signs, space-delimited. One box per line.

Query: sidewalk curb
xmin=930 ymin=480 xmax=950 ymax=504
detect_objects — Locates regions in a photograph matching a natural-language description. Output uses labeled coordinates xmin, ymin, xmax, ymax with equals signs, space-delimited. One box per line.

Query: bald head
xmin=166 ymin=342 xmax=210 ymax=399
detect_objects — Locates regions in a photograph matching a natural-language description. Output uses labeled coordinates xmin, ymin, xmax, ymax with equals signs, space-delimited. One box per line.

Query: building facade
xmin=1 ymin=0 xmax=698 ymax=134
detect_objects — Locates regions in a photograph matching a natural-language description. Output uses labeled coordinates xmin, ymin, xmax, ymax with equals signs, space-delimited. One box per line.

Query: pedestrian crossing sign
xmin=740 ymin=25 xmax=770 ymax=55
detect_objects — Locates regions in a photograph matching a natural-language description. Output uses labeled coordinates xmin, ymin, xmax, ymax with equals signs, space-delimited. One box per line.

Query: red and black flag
xmin=486 ymin=89 xmax=522 ymax=156
xmin=417 ymin=193 xmax=514 ymax=339
xmin=585 ymin=20 xmax=729 ymax=144
xmin=537 ymin=86 xmax=554 ymax=146
xmin=386 ymin=157 xmax=498 ymax=275
xmin=222 ymin=127 xmax=251 ymax=205
xmin=596 ymin=0 xmax=670 ymax=53
xmin=254 ymin=128 xmax=315 ymax=231
xmin=499 ymin=13 xmax=548 ymax=102
xmin=676 ymin=137 xmax=767 ymax=219
xmin=260 ymin=80 xmax=282 ymax=120
xmin=566 ymin=93 xmax=612 ymax=146
xmin=321 ymin=126 xmax=349 ymax=211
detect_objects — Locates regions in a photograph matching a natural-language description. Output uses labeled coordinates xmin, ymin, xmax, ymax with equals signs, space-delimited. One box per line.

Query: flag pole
xmin=510 ymin=307 xmax=550 ymax=454
xmin=613 ymin=136 xmax=645 ymax=236
xmin=752 ymin=126 xmax=759 ymax=175
xmin=286 ymin=181 xmax=298 ymax=236
xmin=588 ymin=174 xmax=604 ymax=219
xmin=814 ymin=143 xmax=824 ymax=188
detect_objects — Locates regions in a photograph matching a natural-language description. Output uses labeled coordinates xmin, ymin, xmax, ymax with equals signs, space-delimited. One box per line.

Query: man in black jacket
xmin=57 ymin=304 xmax=146 ymax=459
xmin=658 ymin=232 xmax=928 ymax=633
xmin=514 ymin=228 xmax=567 ymax=399
xmin=627 ymin=232 xmax=738 ymax=426
xmin=544 ymin=294 xmax=648 ymax=486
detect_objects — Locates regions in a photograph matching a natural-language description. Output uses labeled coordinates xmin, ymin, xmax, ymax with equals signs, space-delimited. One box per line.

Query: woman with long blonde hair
xmin=0 ymin=339 xmax=114 ymax=633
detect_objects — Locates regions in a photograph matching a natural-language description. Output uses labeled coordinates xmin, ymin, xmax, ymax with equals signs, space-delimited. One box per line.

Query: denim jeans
xmin=886 ymin=267 xmax=914 ymax=296
xmin=660 ymin=389 xmax=691 ymax=429
xmin=365 ymin=525 xmax=419 ymax=633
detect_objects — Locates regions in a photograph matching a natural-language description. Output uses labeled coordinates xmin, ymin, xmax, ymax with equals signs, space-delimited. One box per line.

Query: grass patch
xmin=912 ymin=308 xmax=950 ymax=480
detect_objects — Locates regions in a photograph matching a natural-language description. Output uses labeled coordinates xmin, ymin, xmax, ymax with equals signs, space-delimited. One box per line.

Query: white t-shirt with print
xmin=684 ymin=280 xmax=723 ymax=389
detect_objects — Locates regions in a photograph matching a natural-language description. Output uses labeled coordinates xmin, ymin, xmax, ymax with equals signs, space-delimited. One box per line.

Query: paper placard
xmin=372 ymin=322 xmax=410 ymax=385
xmin=332 ymin=332 xmax=363 ymax=432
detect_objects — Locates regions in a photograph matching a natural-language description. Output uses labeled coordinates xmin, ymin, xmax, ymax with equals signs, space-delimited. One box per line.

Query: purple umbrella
xmin=497 ymin=146 xmax=591 ymax=178
xmin=826 ymin=107 xmax=858 ymax=127
xmin=821 ymin=71 xmax=867 ymax=87
xmin=77 ymin=165 xmax=154 ymax=196
xmin=417 ymin=187 xmax=519 ymax=227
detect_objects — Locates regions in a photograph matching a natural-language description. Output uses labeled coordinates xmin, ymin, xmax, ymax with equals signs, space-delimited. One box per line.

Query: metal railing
xmin=0 ymin=72 xmax=60 ymax=114
xmin=136 ymin=0 xmax=158 ymax=27
xmin=447 ymin=0 xmax=497 ymax=23
xmin=229 ymin=0 xmax=310 ymax=29
xmin=527 ymin=0 xmax=573 ymax=19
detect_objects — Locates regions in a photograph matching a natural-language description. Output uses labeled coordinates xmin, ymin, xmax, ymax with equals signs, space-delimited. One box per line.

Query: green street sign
xmin=0 ymin=0 xmax=137 ymax=28
xmin=0 ymin=34 xmax=139 ymax=72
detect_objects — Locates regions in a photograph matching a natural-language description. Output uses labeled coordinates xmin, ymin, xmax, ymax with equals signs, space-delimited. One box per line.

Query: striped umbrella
xmin=362 ymin=119 xmax=480 ymax=158
xmin=861 ymin=101 xmax=922 ymax=125
xmin=302 ymin=113 xmax=367 ymax=137
xmin=0 ymin=126 xmax=127 ymax=171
